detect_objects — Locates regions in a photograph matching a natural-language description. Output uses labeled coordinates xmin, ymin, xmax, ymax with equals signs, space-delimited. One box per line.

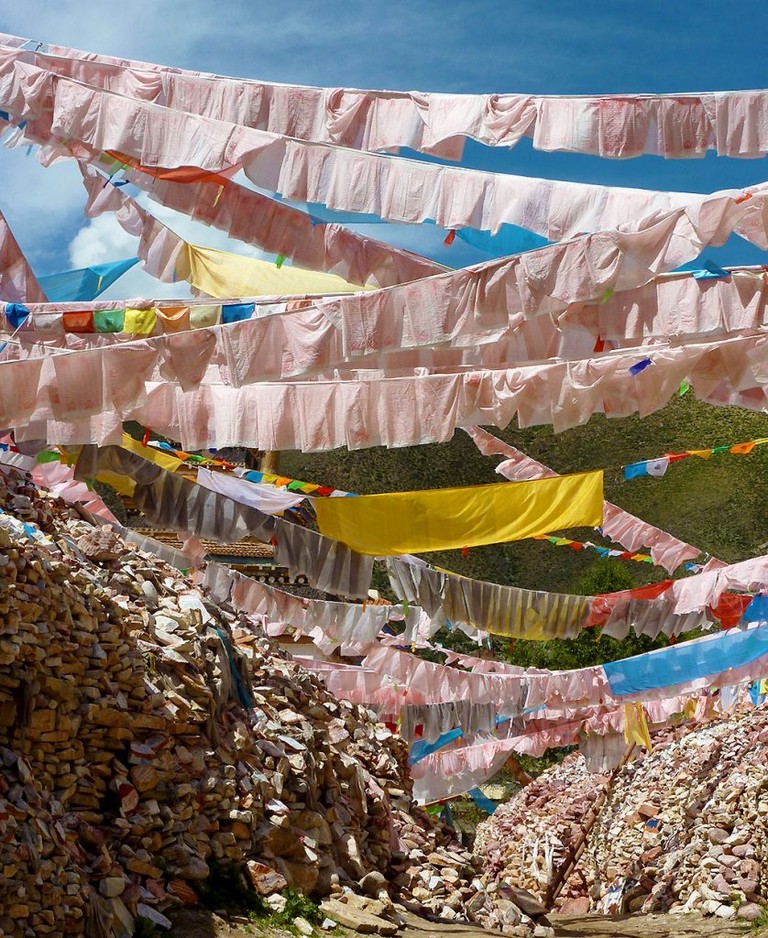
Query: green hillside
xmin=281 ymin=394 xmax=768 ymax=597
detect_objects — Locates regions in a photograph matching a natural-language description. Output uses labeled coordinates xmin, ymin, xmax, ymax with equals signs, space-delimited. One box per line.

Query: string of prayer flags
xmin=623 ymin=458 xmax=670 ymax=480
xmin=147 ymin=440 xmax=236 ymax=471
xmin=624 ymin=437 xmax=768 ymax=480
xmin=10 ymin=299 xmax=281 ymax=336
xmin=144 ymin=436 xmax=354 ymax=497
xmin=532 ymin=534 xmax=656 ymax=565
xmin=239 ymin=469 xmax=353 ymax=498
xmin=604 ymin=625 xmax=768 ymax=696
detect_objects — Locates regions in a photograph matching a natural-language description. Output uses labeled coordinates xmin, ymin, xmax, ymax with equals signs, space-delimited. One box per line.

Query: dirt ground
xmin=551 ymin=911 xmax=752 ymax=938
xmin=167 ymin=906 xmax=758 ymax=938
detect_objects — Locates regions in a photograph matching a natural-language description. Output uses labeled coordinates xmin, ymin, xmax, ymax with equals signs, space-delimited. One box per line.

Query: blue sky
xmin=2 ymin=0 xmax=768 ymax=296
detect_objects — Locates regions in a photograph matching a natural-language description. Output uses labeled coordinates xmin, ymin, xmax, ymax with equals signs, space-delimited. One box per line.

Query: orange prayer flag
xmin=62 ymin=310 xmax=95 ymax=333
xmin=105 ymin=151 xmax=238 ymax=185
xmin=730 ymin=441 xmax=757 ymax=455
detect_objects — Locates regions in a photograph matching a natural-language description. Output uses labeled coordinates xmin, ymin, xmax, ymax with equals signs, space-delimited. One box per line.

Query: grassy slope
xmin=280 ymin=394 xmax=768 ymax=595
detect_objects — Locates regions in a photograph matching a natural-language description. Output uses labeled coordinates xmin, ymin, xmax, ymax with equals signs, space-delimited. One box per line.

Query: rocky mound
xmin=0 ymin=469 xmax=541 ymax=938
xmin=475 ymin=709 xmax=768 ymax=924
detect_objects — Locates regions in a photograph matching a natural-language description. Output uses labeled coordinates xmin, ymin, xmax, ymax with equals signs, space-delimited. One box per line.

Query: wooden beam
xmin=260 ymin=450 xmax=280 ymax=474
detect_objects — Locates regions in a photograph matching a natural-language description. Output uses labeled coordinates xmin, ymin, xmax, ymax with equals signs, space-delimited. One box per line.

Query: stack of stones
xmin=474 ymin=755 xmax=609 ymax=909
xmin=0 ymin=469 xmax=543 ymax=938
xmin=475 ymin=711 xmax=768 ymax=924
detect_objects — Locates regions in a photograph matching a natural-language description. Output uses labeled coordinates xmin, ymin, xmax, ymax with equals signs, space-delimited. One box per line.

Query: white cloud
xmin=68 ymin=214 xmax=137 ymax=268
xmin=0 ymin=0 xmax=764 ymax=293
xmin=67 ymin=185 xmax=279 ymax=300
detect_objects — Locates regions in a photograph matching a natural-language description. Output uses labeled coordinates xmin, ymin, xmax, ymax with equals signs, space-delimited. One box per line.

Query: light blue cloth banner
xmin=270 ymin=192 xmax=550 ymax=260
xmin=269 ymin=191 xmax=724 ymax=272
xmin=453 ymin=224 xmax=549 ymax=256
xmin=408 ymin=715 xmax=515 ymax=765
xmin=749 ymin=681 xmax=766 ymax=706
xmin=468 ymin=787 xmax=499 ymax=814
xmin=409 ymin=728 xmax=463 ymax=765
xmin=691 ymin=259 xmax=731 ymax=280
xmin=604 ymin=625 xmax=768 ymax=696
xmin=39 ymin=257 xmax=139 ymax=302
xmin=743 ymin=595 xmax=768 ymax=624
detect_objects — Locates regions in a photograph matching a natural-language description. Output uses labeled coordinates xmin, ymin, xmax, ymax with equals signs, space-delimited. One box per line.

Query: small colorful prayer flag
xmin=629 ymin=358 xmax=652 ymax=375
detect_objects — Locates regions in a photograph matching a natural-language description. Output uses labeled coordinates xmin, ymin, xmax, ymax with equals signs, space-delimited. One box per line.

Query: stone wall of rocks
xmin=0 ymin=472 xmax=535 ymax=938
xmin=473 ymin=754 xmax=609 ymax=908
xmin=475 ymin=710 xmax=768 ymax=924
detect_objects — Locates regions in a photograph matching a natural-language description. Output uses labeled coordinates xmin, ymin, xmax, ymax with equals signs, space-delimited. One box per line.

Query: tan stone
xmin=319 ymin=899 xmax=398 ymax=936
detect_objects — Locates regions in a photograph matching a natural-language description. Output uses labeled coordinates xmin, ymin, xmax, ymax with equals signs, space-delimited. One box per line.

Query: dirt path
xmin=167 ymin=907 xmax=757 ymax=938
xmin=551 ymin=912 xmax=751 ymax=938
xmin=167 ymin=907 xmax=509 ymax=938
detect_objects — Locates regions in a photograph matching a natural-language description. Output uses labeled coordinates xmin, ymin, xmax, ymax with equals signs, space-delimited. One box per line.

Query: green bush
xmin=274 ymin=887 xmax=322 ymax=926
xmin=752 ymin=904 xmax=768 ymax=931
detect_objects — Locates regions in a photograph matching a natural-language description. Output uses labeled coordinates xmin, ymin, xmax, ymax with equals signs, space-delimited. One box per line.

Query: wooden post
xmin=544 ymin=744 xmax=636 ymax=909
xmin=260 ymin=450 xmax=280 ymax=474
xmin=504 ymin=755 xmax=534 ymax=787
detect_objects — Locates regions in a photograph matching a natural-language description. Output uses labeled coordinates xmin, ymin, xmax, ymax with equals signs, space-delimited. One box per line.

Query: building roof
xmin=132 ymin=528 xmax=275 ymax=560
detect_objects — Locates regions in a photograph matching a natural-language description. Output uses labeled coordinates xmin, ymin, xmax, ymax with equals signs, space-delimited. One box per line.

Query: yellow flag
xmin=55 ymin=449 xmax=136 ymax=496
xmin=123 ymin=307 xmax=158 ymax=335
xmin=120 ymin=434 xmax=184 ymax=474
xmin=188 ymin=304 xmax=222 ymax=329
xmin=176 ymin=243 xmax=373 ymax=298
xmin=313 ymin=471 xmax=603 ymax=556
xmin=624 ymin=701 xmax=653 ymax=751
xmin=96 ymin=469 xmax=136 ymax=497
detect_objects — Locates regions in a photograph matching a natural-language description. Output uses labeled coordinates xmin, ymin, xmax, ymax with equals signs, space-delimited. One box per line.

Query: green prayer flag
xmin=679 ymin=380 xmax=691 ymax=397
xmin=275 ymin=254 xmax=286 ymax=269
xmin=93 ymin=308 xmax=126 ymax=333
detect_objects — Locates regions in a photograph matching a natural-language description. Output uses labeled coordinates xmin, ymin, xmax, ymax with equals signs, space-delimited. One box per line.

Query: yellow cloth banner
xmin=313 ymin=471 xmax=603 ymax=556
xmin=57 ymin=435 xmax=182 ymax=495
xmin=624 ymin=702 xmax=653 ymax=751
xmin=56 ymin=450 xmax=137 ymax=496
xmin=120 ymin=434 xmax=184 ymax=474
xmin=96 ymin=469 xmax=136 ymax=497
xmin=176 ymin=243 xmax=373 ymax=298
